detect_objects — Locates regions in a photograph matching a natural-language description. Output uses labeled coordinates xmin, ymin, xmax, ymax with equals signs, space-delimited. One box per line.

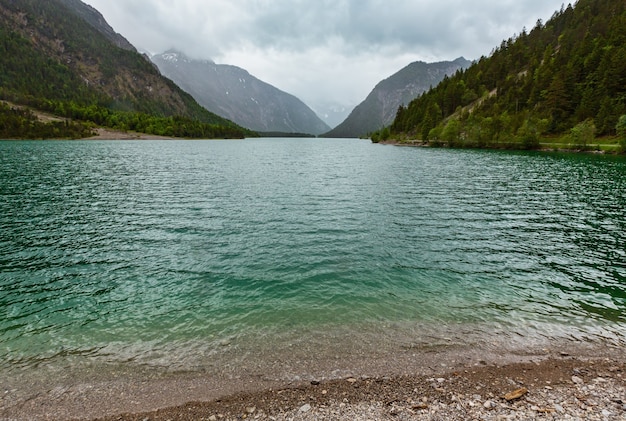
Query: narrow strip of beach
xmin=85 ymin=128 xmax=176 ymax=140
xmin=3 ymin=343 xmax=625 ymax=420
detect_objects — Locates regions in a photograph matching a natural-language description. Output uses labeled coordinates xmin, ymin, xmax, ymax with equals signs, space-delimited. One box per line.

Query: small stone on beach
xmin=571 ymin=375 xmax=583 ymax=384
xmin=504 ymin=387 xmax=528 ymax=401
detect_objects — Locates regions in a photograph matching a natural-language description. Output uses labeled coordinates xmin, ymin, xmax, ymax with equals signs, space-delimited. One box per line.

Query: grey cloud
xmin=85 ymin=0 xmax=566 ymax=59
xmin=83 ymin=0 xmax=567 ymax=108
xmin=218 ymin=0 xmax=563 ymax=55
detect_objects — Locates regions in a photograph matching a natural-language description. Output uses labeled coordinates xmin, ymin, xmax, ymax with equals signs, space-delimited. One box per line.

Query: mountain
xmin=152 ymin=50 xmax=331 ymax=135
xmin=310 ymin=100 xmax=354 ymax=129
xmin=388 ymin=0 xmax=626 ymax=150
xmin=56 ymin=0 xmax=136 ymax=51
xmin=0 ymin=0 xmax=249 ymax=138
xmin=324 ymin=57 xmax=471 ymax=138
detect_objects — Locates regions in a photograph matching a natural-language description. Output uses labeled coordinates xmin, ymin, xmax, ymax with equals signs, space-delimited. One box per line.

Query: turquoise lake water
xmin=1 ymin=138 xmax=625 ymax=379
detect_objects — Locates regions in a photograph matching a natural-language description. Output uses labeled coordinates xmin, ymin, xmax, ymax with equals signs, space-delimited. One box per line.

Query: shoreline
xmin=375 ymin=139 xmax=622 ymax=154
xmin=3 ymin=342 xmax=625 ymax=420
xmin=85 ymin=127 xmax=177 ymax=140
xmin=99 ymin=355 xmax=626 ymax=421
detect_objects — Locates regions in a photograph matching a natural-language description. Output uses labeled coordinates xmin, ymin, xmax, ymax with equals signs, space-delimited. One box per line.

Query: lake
xmin=1 ymin=138 xmax=625 ymax=390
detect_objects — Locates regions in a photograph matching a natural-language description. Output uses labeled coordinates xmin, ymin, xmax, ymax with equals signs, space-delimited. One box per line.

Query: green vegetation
xmin=324 ymin=58 xmax=470 ymax=138
xmin=0 ymin=0 xmax=253 ymax=139
xmin=257 ymin=132 xmax=317 ymax=138
xmin=618 ymin=115 xmax=626 ymax=152
xmin=0 ymin=26 xmax=104 ymax=108
xmin=569 ymin=119 xmax=596 ymax=150
xmin=381 ymin=0 xmax=626 ymax=153
xmin=0 ymin=102 xmax=93 ymax=139
xmin=21 ymin=99 xmax=250 ymax=139
xmin=370 ymin=127 xmax=390 ymax=143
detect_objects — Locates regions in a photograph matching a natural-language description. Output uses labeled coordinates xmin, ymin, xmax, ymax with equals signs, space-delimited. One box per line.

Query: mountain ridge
xmin=57 ymin=0 xmax=136 ymax=52
xmin=152 ymin=50 xmax=331 ymax=135
xmin=324 ymin=57 xmax=471 ymax=138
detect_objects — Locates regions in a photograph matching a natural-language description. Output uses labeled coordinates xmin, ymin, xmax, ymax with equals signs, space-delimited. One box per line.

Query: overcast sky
xmin=83 ymin=0 xmax=567 ymax=113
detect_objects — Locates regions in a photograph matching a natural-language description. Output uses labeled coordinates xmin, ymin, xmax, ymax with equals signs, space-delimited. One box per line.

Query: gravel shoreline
xmin=4 ymin=348 xmax=625 ymax=421
xmin=92 ymin=356 xmax=626 ymax=421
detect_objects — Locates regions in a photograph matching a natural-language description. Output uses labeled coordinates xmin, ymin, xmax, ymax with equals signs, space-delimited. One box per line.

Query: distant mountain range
xmin=312 ymin=101 xmax=353 ymax=130
xmin=324 ymin=57 xmax=471 ymax=138
xmin=0 ymin=0 xmax=472 ymax=140
xmin=151 ymin=51 xmax=331 ymax=135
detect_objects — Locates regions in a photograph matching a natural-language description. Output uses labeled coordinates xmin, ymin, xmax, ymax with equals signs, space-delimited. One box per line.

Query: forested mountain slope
xmin=0 ymin=0 xmax=249 ymax=138
xmin=57 ymin=0 xmax=136 ymax=51
xmin=324 ymin=58 xmax=470 ymax=138
xmin=387 ymin=0 xmax=626 ymax=150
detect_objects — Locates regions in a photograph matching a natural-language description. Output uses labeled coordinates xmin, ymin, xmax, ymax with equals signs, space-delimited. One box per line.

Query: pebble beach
xmin=3 ymin=346 xmax=626 ymax=421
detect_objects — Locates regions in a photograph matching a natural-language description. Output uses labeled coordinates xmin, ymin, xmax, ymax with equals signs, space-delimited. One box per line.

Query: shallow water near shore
xmin=1 ymin=138 xmax=625 ymax=394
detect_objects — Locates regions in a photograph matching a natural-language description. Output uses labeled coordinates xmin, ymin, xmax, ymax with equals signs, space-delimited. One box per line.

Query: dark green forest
xmin=383 ymin=0 xmax=626 ymax=152
xmin=0 ymin=0 xmax=252 ymax=139
xmin=0 ymin=102 xmax=93 ymax=139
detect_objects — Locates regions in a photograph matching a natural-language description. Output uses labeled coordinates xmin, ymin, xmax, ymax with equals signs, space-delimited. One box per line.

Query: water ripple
xmin=1 ymin=140 xmax=625 ymax=372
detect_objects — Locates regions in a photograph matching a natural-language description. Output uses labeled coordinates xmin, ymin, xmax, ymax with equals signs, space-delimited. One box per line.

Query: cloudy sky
xmin=83 ymin=0 xmax=567 ymax=117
